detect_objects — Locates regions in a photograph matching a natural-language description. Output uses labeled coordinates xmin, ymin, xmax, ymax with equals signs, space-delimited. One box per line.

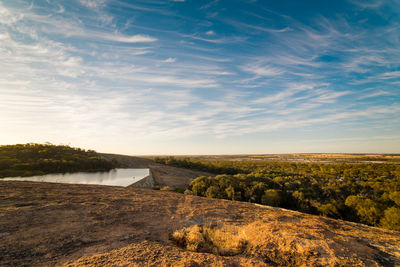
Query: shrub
xmin=205 ymin=185 xmax=221 ymax=198
xmin=380 ymin=207 xmax=400 ymax=231
xmin=261 ymin=189 xmax=283 ymax=207
xmin=318 ymin=202 xmax=340 ymax=218
xmin=389 ymin=192 xmax=400 ymax=206
xmin=170 ymin=225 xmax=247 ymax=256
xmin=345 ymin=196 xmax=383 ymax=225
xmin=173 ymin=187 xmax=186 ymax=194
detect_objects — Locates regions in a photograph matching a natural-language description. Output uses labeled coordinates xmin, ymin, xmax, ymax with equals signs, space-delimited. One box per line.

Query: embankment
xmin=129 ymin=169 xmax=154 ymax=188
xmin=101 ymin=153 xmax=213 ymax=188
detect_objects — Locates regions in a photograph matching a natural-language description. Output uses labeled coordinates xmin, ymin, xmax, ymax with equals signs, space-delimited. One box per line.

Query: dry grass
xmin=160 ymin=186 xmax=172 ymax=191
xmin=170 ymin=225 xmax=247 ymax=256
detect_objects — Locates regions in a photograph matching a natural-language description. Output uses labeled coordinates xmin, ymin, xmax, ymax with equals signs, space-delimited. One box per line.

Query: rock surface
xmin=1 ymin=181 xmax=399 ymax=266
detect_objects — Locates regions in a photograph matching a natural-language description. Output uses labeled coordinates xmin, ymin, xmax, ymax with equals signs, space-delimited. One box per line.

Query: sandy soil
xmin=1 ymin=181 xmax=399 ymax=266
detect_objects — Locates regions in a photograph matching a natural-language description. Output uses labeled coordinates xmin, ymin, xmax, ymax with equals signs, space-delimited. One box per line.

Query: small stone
xmin=120 ymin=235 xmax=130 ymax=241
xmin=0 ymin=232 xmax=10 ymax=237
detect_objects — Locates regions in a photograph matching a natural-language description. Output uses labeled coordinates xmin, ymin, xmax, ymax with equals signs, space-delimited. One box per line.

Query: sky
xmin=0 ymin=0 xmax=399 ymax=155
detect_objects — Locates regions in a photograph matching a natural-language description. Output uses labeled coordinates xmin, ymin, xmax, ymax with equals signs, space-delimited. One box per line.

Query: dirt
xmin=1 ymin=181 xmax=400 ymax=266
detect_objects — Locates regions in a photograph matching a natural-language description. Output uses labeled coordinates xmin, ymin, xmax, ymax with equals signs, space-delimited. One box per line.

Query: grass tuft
xmin=170 ymin=225 xmax=247 ymax=256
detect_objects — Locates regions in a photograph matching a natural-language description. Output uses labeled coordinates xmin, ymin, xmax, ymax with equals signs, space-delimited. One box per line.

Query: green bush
xmin=380 ymin=207 xmax=400 ymax=231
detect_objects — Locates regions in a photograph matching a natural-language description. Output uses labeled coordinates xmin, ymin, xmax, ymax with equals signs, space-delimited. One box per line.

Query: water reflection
xmin=2 ymin=168 xmax=149 ymax=187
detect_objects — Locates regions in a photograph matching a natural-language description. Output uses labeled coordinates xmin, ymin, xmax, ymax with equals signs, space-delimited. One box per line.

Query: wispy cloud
xmin=350 ymin=0 xmax=383 ymax=9
xmin=241 ymin=64 xmax=284 ymax=77
xmin=200 ymin=0 xmax=220 ymax=10
xmin=0 ymin=0 xmax=399 ymax=153
xmin=162 ymin=57 xmax=176 ymax=63
xmin=106 ymin=34 xmax=157 ymax=43
xmin=224 ymin=18 xmax=292 ymax=33
xmin=312 ymin=90 xmax=352 ymax=103
xmin=0 ymin=2 xmax=24 ymax=25
xmin=78 ymin=0 xmax=107 ymax=9
xmin=55 ymin=4 xmax=65 ymax=14
xmin=379 ymin=71 xmax=400 ymax=80
xmin=181 ymin=33 xmax=244 ymax=44
xmin=130 ymin=50 xmax=151 ymax=56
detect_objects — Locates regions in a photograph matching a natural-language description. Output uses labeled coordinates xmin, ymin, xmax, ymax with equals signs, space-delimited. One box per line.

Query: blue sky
xmin=0 ymin=0 xmax=399 ymax=154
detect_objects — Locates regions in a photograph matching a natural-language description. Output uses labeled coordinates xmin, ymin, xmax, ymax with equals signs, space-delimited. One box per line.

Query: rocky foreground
xmin=1 ymin=181 xmax=400 ymax=266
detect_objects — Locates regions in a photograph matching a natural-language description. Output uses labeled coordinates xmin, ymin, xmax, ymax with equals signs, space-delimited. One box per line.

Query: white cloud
xmin=56 ymin=4 xmax=65 ymax=13
xmin=0 ymin=2 xmax=24 ymax=26
xmin=29 ymin=15 xmax=158 ymax=43
xmin=181 ymin=33 xmax=244 ymax=44
xmin=254 ymin=91 xmax=292 ymax=104
xmin=78 ymin=0 xmax=107 ymax=9
xmin=206 ymin=30 xmax=216 ymax=35
xmin=101 ymin=33 xmax=157 ymax=43
xmin=312 ymin=91 xmax=351 ymax=103
xmin=127 ymin=74 xmax=217 ymax=88
xmin=379 ymin=71 xmax=400 ymax=79
xmin=131 ymin=50 xmax=151 ymax=56
xmin=253 ymin=82 xmax=330 ymax=105
xmin=162 ymin=57 xmax=176 ymax=63
xmin=350 ymin=0 xmax=383 ymax=9
xmin=241 ymin=64 xmax=284 ymax=77
xmin=359 ymin=90 xmax=392 ymax=99
xmin=200 ymin=0 xmax=220 ymax=10
xmin=224 ymin=18 xmax=292 ymax=33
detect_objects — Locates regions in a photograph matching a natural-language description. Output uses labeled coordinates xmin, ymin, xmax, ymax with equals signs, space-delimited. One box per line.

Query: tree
xmin=249 ymin=182 xmax=267 ymax=203
xmin=191 ymin=176 xmax=209 ymax=196
xmin=389 ymin=191 xmax=400 ymax=206
xmin=206 ymin=185 xmax=221 ymax=199
xmin=345 ymin=195 xmax=383 ymax=225
xmin=225 ymin=185 xmax=235 ymax=201
xmin=318 ymin=202 xmax=340 ymax=218
xmin=261 ymin=189 xmax=283 ymax=207
xmin=380 ymin=207 xmax=400 ymax=231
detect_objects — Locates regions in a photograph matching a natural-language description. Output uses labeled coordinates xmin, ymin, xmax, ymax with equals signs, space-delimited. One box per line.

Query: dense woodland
xmin=0 ymin=143 xmax=117 ymax=178
xmin=154 ymin=156 xmax=400 ymax=231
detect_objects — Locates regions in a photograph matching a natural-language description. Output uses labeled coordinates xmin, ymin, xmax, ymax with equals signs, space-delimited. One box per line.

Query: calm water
xmin=2 ymin=168 xmax=149 ymax=187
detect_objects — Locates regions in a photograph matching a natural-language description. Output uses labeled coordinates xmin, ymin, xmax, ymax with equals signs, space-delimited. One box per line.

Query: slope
xmin=0 ymin=181 xmax=399 ymax=266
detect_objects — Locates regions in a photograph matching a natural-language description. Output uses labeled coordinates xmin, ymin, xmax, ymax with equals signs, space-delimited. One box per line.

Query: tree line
xmin=153 ymin=156 xmax=400 ymax=231
xmin=0 ymin=143 xmax=117 ymax=178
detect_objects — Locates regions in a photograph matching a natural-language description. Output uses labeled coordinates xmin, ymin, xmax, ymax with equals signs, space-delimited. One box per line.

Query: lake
xmin=2 ymin=168 xmax=150 ymax=187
